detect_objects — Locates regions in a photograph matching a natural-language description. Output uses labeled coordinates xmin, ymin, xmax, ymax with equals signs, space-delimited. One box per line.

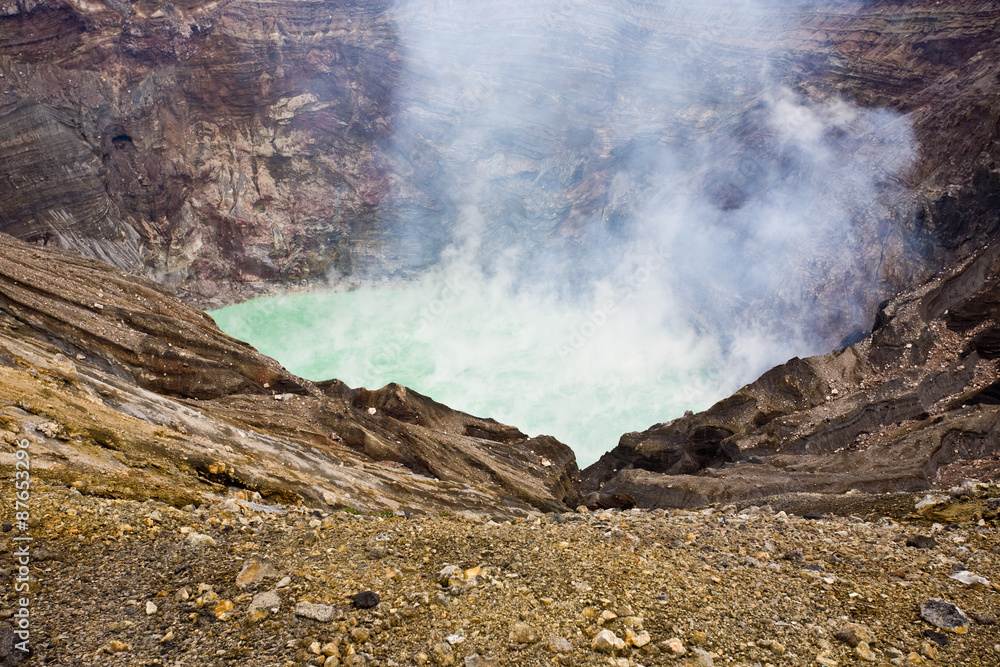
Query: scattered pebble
xmin=855 ymin=641 xmax=876 ymax=662
xmin=664 ymin=637 xmax=687 ymax=656
xmin=906 ymin=535 xmax=937 ymax=549
xmin=923 ymin=629 xmax=950 ymax=646
xmin=213 ymin=599 xmax=235 ymax=620
xmin=833 ymin=622 xmax=874 ymax=647
xmin=247 ymin=590 xmax=281 ymax=623
xmin=546 ymin=636 xmax=573 ymax=653
xmin=592 ymin=629 xmax=625 ymax=653
xmin=689 ymin=647 xmax=715 ymax=667
xmin=185 ymin=532 xmax=216 ymax=547
xmin=236 ymin=555 xmax=279 ymax=588
xmin=508 ymin=622 xmax=539 ymax=644
xmin=351 ymin=590 xmax=380 ymax=609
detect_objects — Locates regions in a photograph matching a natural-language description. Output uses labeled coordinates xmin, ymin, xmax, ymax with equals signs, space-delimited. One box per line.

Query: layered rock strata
xmin=0 ymin=233 xmax=579 ymax=515
xmin=0 ymin=0 xmax=995 ymax=331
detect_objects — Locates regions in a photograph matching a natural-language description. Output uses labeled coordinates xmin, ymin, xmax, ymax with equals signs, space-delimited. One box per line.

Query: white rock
xmin=591 ymin=629 xmax=625 ymax=653
xmin=664 ymin=637 xmax=686 ymax=656
xmin=294 ymin=601 xmax=338 ymax=622
xmin=915 ymin=494 xmax=948 ymax=510
xmin=948 ymin=570 xmax=990 ymax=587
xmin=625 ymin=628 xmax=650 ymax=647
xmin=186 ymin=533 xmax=216 ymax=547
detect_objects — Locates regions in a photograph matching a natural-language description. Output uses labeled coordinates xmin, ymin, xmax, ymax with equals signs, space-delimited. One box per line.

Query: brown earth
xmin=1 ymin=479 xmax=999 ymax=666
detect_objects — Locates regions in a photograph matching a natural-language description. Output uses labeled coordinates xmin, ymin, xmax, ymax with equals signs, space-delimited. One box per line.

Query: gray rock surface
xmin=294 ymin=602 xmax=340 ymax=623
xmin=920 ymin=599 xmax=970 ymax=633
xmin=247 ymin=590 xmax=281 ymax=621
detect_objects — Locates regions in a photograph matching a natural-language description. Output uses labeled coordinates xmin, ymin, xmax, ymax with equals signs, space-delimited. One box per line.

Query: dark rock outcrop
xmin=582 ymin=242 xmax=1000 ymax=507
xmin=0 ymin=233 xmax=578 ymax=515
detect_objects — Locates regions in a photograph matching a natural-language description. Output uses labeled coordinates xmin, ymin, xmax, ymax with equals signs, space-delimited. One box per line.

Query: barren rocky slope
xmin=0 ymin=233 xmax=578 ymax=516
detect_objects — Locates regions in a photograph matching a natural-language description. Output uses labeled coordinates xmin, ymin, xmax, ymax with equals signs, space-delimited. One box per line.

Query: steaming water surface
xmin=211 ymin=279 xmax=722 ymax=466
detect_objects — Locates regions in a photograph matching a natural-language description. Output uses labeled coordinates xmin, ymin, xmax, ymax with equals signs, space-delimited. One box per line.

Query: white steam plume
xmin=309 ymin=0 xmax=918 ymax=464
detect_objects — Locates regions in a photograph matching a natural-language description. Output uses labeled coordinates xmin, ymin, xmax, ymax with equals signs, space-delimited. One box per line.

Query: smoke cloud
xmin=358 ymin=0 xmax=918 ymax=459
xmin=227 ymin=0 xmax=918 ymax=465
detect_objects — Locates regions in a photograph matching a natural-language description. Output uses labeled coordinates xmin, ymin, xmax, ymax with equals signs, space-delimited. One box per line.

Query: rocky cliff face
xmin=793 ymin=0 xmax=1000 ymax=276
xmin=0 ymin=0 xmax=401 ymax=306
xmin=0 ymin=0 xmax=995 ymax=324
xmin=579 ymin=0 xmax=1000 ymax=507
xmin=0 ymin=233 xmax=578 ymax=515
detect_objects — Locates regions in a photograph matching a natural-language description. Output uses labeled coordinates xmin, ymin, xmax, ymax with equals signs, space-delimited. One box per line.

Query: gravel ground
xmin=2 ymin=482 xmax=1000 ymax=667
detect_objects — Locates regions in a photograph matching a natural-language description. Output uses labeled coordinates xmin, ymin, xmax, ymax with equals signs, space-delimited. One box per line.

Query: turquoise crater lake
xmin=210 ymin=279 xmax=722 ymax=466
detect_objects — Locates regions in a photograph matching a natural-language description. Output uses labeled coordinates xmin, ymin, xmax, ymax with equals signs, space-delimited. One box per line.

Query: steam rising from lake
xmin=214 ymin=0 xmax=917 ymax=465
